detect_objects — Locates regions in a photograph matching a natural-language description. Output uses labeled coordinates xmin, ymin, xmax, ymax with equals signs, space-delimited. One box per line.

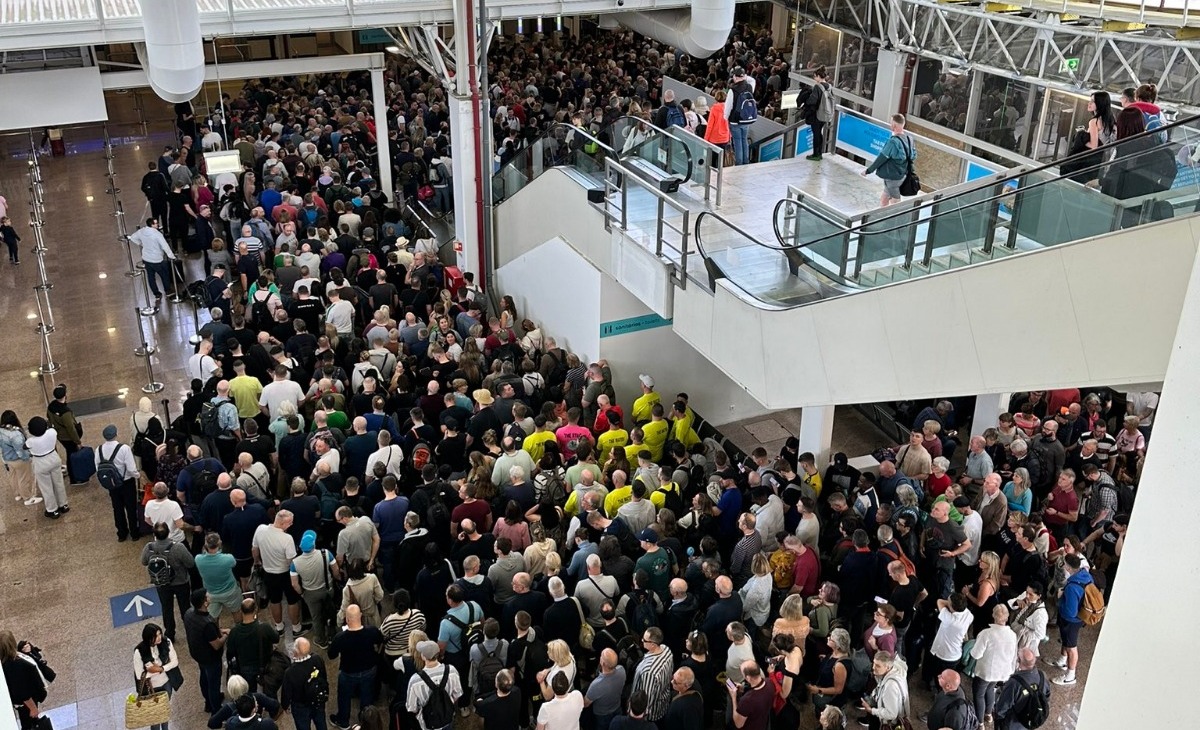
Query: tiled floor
xmin=0 ymin=117 xmax=1093 ymax=730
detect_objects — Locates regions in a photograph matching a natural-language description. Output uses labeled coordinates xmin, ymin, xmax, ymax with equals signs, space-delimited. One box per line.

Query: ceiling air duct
xmin=136 ymin=0 xmax=205 ymax=103
xmin=614 ymin=0 xmax=735 ymax=58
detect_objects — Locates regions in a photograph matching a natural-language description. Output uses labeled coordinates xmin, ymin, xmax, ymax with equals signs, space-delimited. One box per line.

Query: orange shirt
xmin=704 ymin=102 xmax=731 ymax=144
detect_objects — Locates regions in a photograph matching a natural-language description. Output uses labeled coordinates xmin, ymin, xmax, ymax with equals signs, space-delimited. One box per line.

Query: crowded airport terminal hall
xmin=0 ymin=0 xmax=1196 ymax=729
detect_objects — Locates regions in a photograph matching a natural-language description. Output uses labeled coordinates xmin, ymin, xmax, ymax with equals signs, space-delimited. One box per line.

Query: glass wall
xmin=1031 ymin=89 xmax=1092 ymax=162
xmin=909 ymin=59 xmax=971 ymax=133
xmin=796 ymin=23 xmax=842 ymax=72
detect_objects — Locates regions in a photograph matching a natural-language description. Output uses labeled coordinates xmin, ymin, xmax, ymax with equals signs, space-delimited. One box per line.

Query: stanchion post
xmin=135 ymin=307 xmax=164 ymax=394
xmin=160 ymin=398 xmax=172 ymax=425
xmin=27 ymin=131 xmax=58 ymax=377
xmin=188 ymin=292 xmax=203 ymax=345
xmin=167 ymin=257 xmax=185 ymax=304
xmin=132 ymin=303 xmax=157 ymax=357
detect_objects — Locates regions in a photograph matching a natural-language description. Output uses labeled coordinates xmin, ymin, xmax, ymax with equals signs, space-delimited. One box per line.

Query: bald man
xmin=994 ymin=647 xmax=1049 ymax=730
xmin=327 ymin=603 xmax=385 ymax=728
xmin=585 ymin=648 xmax=626 ymax=730
xmin=281 ymin=636 xmax=330 ymax=727
xmin=928 ymin=668 xmax=972 ymax=729
xmin=221 ymin=487 xmax=268 ymax=591
xmin=342 ymin=415 xmax=379 ymax=483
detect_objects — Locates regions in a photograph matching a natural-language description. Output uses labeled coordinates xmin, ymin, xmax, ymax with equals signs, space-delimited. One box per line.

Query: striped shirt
xmin=380 ymin=609 xmax=425 ymax=657
xmin=1077 ymin=432 xmax=1117 ymax=462
xmin=633 ymin=647 xmax=674 ymax=721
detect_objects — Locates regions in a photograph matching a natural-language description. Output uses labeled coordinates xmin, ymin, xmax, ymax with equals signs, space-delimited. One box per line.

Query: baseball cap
xmin=638 ymin=374 xmax=654 ymax=388
xmin=638 ymin=529 xmax=659 ymax=544
xmin=102 ymin=424 xmax=118 ymax=441
xmin=416 ymin=641 xmax=440 ymax=660
xmin=300 ymin=530 xmax=317 ymax=552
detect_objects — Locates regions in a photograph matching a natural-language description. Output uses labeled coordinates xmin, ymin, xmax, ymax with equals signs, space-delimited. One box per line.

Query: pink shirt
xmin=555 ymin=425 xmax=593 ymax=460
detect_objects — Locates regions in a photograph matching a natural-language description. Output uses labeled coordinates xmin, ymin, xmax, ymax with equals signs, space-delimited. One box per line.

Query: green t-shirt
xmin=636 ymin=547 xmax=673 ymax=601
xmin=195 ymin=551 xmax=238 ymax=597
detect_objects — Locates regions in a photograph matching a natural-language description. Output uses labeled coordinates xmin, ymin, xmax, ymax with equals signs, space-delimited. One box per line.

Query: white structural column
xmin=370 ymin=67 xmax=393 ymax=207
xmin=872 ymin=48 xmax=907 ymax=117
xmin=970 ymin=393 xmax=1005 ymax=439
xmin=798 ymin=405 xmax=835 ymax=466
xmin=449 ymin=93 xmax=482 ymax=275
xmin=1075 ymin=249 xmax=1200 ymax=728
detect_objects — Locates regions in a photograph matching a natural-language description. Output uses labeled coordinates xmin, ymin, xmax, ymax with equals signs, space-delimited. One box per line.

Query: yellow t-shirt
xmin=632 ymin=392 xmax=662 ymax=425
xmin=802 ymin=470 xmax=824 ymax=499
xmin=604 ymin=486 xmax=633 ymax=518
xmin=671 ymin=415 xmax=700 ymax=449
xmin=228 ymin=375 xmax=264 ymax=419
xmin=522 ymin=431 xmax=557 ymax=463
xmin=641 ymin=419 xmax=669 ymax=462
xmin=597 ymin=428 xmax=630 ymax=464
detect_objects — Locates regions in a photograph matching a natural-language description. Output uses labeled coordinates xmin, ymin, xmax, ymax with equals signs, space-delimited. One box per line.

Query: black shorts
xmin=233 ymin=557 xmax=254 ymax=580
xmin=1058 ymin=617 xmax=1081 ymax=648
xmin=263 ymin=569 xmax=300 ymax=604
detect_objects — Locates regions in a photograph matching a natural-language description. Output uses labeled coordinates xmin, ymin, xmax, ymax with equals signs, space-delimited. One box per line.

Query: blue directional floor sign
xmin=110 ymin=588 xmax=162 ymax=628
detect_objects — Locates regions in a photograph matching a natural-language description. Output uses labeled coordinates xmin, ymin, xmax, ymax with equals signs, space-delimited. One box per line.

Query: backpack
xmin=417 ymin=669 xmax=455 ymax=729
xmin=251 ymin=290 xmax=273 ymax=330
xmin=540 ymin=470 xmax=567 ymax=505
xmin=425 ymin=485 xmax=451 ymax=533
xmin=1028 ymin=441 xmax=1055 ymax=490
xmin=845 ymin=649 xmax=873 ymax=696
xmin=410 ymin=442 xmax=433 ymax=472
xmin=398 ymin=161 xmax=421 ymax=187
xmin=96 ymin=443 xmax=126 ymax=492
xmin=735 ymin=87 xmax=758 ymax=123
xmin=878 ymin=544 xmax=917 ymax=578
xmin=544 ymin=349 xmax=568 ymax=386
xmin=146 ymin=545 xmax=175 ymax=587
xmin=665 ymin=104 xmax=686 ymax=129
xmin=947 ymin=695 xmax=979 ymax=730
xmin=446 ymin=603 xmax=484 ymax=648
xmin=186 ymin=462 xmax=219 ymax=505
xmin=1079 ymin=581 xmax=1106 ymax=626
xmin=132 ymin=417 xmax=165 ymax=464
xmin=769 ymin=548 xmax=796 ymax=590
xmin=613 ymin=632 xmax=643 ymax=679
xmin=655 ymin=482 xmax=684 ymax=517
xmin=626 ymin=589 xmax=658 ymax=633
xmin=476 ymin=642 xmax=507 ymax=696
xmin=1013 ymin=673 xmax=1050 ymax=728
xmin=200 ymin=401 xmax=231 ymax=439
xmin=1115 ymin=482 xmax=1136 ymax=516
xmin=303 ymin=663 xmax=329 ymax=706
xmin=816 ymin=82 xmax=835 ymax=123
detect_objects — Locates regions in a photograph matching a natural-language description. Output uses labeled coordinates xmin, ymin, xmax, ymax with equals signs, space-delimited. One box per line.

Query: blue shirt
xmin=211 ymin=397 xmax=240 ymax=437
xmin=373 ymin=495 xmax=411 ymax=543
xmin=716 ymin=488 xmax=742 ymax=535
xmin=439 ymin=600 xmax=482 ymax=655
xmin=0 ymin=427 xmax=31 ymax=462
xmin=1003 ymin=481 xmax=1033 ymax=514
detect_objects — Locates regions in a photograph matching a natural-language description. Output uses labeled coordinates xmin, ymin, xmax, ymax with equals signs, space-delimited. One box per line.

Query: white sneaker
xmin=273 ymin=623 xmax=285 ymax=632
xmin=1053 ymin=674 xmax=1077 ymax=686
xmin=24 ymin=496 xmax=43 ymax=506
xmin=1045 ymin=655 xmax=1067 ymax=669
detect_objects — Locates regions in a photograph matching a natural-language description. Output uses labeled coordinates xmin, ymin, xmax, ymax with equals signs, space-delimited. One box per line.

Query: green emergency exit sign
xmin=1060 ymin=57 xmax=1080 ymax=73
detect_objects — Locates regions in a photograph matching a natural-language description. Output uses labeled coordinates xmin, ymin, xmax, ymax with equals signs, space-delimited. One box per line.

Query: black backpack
xmin=613 ymin=632 xmax=643 ymax=681
xmin=544 ymin=349 xmax=568 ymax=386
xmin=655 ymin=482 xmax=684 ymax=517
xmin=445 ymin=603 xmax=484 ymax=648
xmin=1013 ymin=673 xmax=1050 ymax=729
xmin=417 ymin=669 xmax=454 ymax=729
xmin=146 ymin=545 xmax=175 ymax=587
xmin=96 ymin=443 xmax=126 ymax=492
xmin=475 ymin=642 xmax=507 ymax=696
xmin=186 ymin=462 xmax=219 ymax=505
xmin=132 ymin=417 xmax=165 ymax=464
xmin=626 ymin=589 xmax=658 ymax=633
xmin=946 ymin=695 xmax=978 ymax=730
xmin=1114 ymin=482 xmax=1136 ymax=516
xmin=425 ymin=486 xmax=450 ymax=534
xmin=200 ymin=401 xmax=230 ymax=439
xmin=251 ymin=290 xmax=273 ymax=331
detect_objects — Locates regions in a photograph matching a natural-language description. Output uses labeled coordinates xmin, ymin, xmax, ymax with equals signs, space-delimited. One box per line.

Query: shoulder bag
xmin=573 ymin=597 xmax=595 ymax=650
xmin=124 ymin=672 xmax=171 ymax=728
xmin=898 ymin=135 xmax=921 ymax=197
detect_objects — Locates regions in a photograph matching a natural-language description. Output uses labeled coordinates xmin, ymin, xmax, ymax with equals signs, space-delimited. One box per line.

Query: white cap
xmin=639 ymin=374 xmax=654 ymax=388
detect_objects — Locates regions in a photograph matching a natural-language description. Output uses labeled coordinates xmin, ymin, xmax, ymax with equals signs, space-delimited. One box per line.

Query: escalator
xmin=673 ymin=115 xmax=1200 ymax=407
xmin=490 ymin=116 xmax=695 ymax=204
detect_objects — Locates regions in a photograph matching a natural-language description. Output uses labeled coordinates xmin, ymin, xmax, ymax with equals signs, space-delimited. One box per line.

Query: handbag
xmin=417 ymin=184 xmax=434 ymax=201
xmin=125 ymin=672 xmax=171 ymax=728
xmin=250 ymin=565 xmax=269 ymax=608
xmin=897 ymin=135 xmax=921 ymax=196
xmin=573 ymin=598 xmax=595 ymax=650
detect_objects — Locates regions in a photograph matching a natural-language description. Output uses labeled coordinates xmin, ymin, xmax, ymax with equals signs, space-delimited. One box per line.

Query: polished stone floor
xmin=0 ymin=118 xmax=1093 ymax=730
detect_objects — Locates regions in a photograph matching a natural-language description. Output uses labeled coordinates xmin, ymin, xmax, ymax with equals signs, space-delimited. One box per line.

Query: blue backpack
xmin=665 ymin=104 xmax=686 ymax=129
xmin=735 ymin=88 xmax=758 ymax=123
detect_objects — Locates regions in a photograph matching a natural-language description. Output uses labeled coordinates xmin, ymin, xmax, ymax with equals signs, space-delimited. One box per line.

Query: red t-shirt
xmin=1044 ymin=487 xmax=1079 ymax=527
xmin=927 ymin=473 xmax=952 ymax=499
xmin=451 ymin=498 xmax=492 ymax=529
xmin=792 ymin=546 xmax=821 ymax=597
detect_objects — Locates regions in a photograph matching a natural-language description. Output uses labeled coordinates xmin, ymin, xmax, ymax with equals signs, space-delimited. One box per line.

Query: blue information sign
xmin=794 ymin=126 xmax=814 ymax=157
xmin=109 ymin=588 xmax=162 ymax=628
xmin=965 ymin=161 xmax=1001 ymax=183
xmin=758 ymin=138 xmax=783 ymax=163
xmin=835 ymin=114 xmax=891 ymax=160
xmin=358 ymin=29 xmax=392 ymax=45
xmin=600 ymin=314 xmax=673 ymax=338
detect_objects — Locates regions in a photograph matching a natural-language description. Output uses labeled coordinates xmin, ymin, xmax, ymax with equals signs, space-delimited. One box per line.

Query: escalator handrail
xmin=766 ymin=112 xmax=1200 ymax=256
xmin=490 ymin=122 xmax=618 ymax=186
xmin=694 ymin=209 xmax=770 ymax=262
xmin=608 ymin=114 xmax=696 ymax=182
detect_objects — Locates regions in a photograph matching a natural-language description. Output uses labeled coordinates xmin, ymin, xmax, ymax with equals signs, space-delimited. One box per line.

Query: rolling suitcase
xmin=69 ymin=446 xmax=95 ymax=484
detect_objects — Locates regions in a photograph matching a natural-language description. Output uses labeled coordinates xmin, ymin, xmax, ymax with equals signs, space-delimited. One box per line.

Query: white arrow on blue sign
xmin=109 ymin=588 xmax=162 ymax=628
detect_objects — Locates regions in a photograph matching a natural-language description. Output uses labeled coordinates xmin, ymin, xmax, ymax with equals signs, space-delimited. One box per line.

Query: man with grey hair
xmin=542 ymin=576 xmax=583 ymax=649
xmin=994 ymin=647 xmax=1050 ymax=730
xmin=144 ymin=481 xmax=188 ymax=543
xmin=957 ymin=435 xmax=993 ymax=499
xmin=488 ymin=536 xmax=527 ymax=605
xmin=253 ymin=508 xmax=301 ymax=632
xmin=574 ymin=554 xmax=619 ymax=627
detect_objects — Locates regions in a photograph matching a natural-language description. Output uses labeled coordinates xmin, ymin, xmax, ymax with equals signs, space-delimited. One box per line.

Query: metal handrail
xmin=767 ymin=112 xmax=1200 ymax=257
xmin=616 ymin=117 xmax=696 ymax=184
xmin=750 ymin=118 xmax=809 ymax=153
xmin=491 ymin=121 xmax=618 ymax=194
xmin=603 ymin=156 xmax=693 ymax=289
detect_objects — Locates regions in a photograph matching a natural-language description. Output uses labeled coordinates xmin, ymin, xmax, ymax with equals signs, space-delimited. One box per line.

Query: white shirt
xmin=129 ymin=226 xmax=177 ymax=264
xmin=367 ymin=445 xmax=405 ymax=480
xmin=407 ymin=663 xmax=464 ymax=730
xmin=959 ymin=511 xmax=983 ymax=567
xmin=325 ymin=300 xmax=355 ymax=335
xmin=932 ymin=607 xmax=973 ymax=661
xmin=252 ymin=524 xmax=298 ymax=574
xmin=259 ymin=379 xmax=305 ymax=420
xmin=96 ymin=441 xmax=139 ymax=480
xmin=537 ymin=689 xmax=584 ymax=730
xmin=188 ymin=353 xmax=218 ymax=382
xmin=753 ymin=494 xmax=785 ymax=551
xmin=316 ymin=448 xmax=341 ymax=475
xmin=970 ymin=624 xmax=1019 ymax=681
xmin=144 ymin=499 xmax=186 ymax=543
xmin=795 ymin=513 xmax=820 ymax=551
xmin=1128 ymin=391 xmax=1158 ymax=426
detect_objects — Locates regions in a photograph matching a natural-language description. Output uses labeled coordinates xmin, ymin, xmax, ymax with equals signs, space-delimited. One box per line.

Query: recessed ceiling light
xmin=98 ymin=272 xmax=107 ymax=279
xmin=107 ymin=327 xmax=117 ymax=333
xmin=25 ymin=313 xmax=35 ymax=320
xmin=85 ymin=195 xmax=94 ymax=202
xmin=385 ymin=45 xmax=401 ymax=54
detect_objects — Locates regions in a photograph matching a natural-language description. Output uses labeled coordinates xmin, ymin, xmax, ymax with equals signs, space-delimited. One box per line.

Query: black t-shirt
xmin=476 ymin=688 xmax=523 ymax=730
xmin=888 ymin=577 xmax=925 ymax=629
xmin=924 ymin=518 xmax=967 ymax=570
xmin=183 ymin=608 xmax=223 ymax=665
xmin=289 ymin=298 xmax=323 ymax=336
xmin=236 ymin=253 xmax=260 ymax=283
xmin=594 ymin=618 xmax=630 ymax=657
xmin=328 ymin=626 xmax=383 ymax=674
